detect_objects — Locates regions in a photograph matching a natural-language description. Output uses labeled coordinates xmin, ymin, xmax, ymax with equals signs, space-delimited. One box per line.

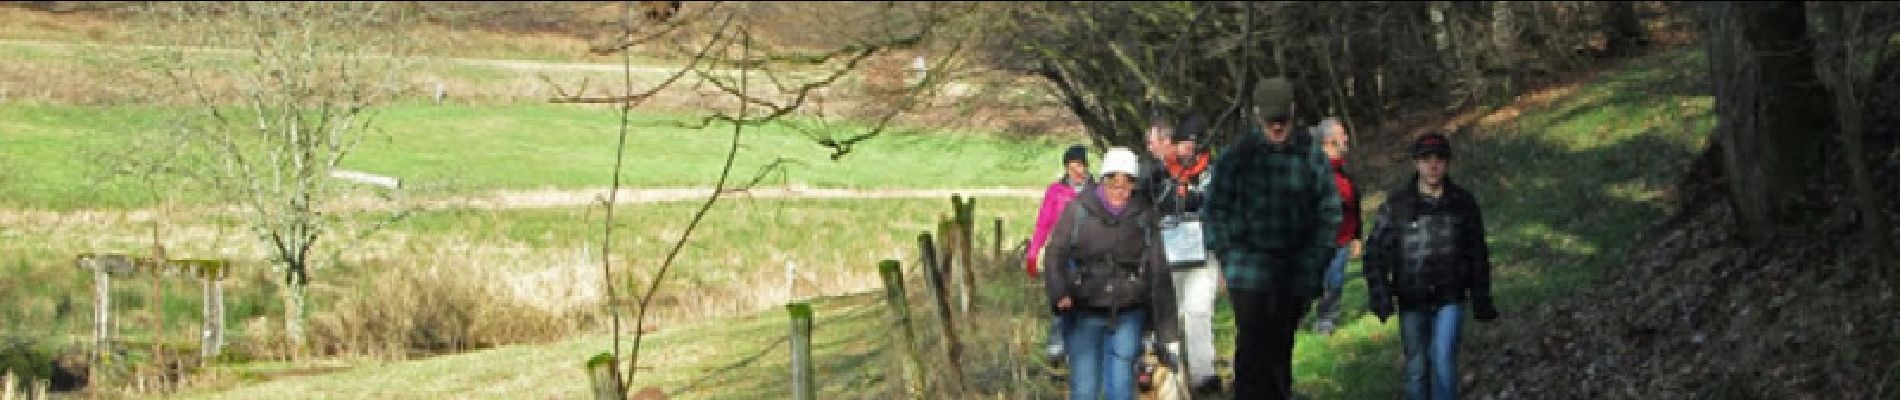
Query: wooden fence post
xmin=193 ymin=260 xmax=228 ymax=360
xmin=85 ymin=257 xmax=115 ymax=373
xmin=877 ymin=261 xmax=927 ymax=398
xmin=952 ymin=196 xmax=977 ymax=313
xmin=787 ymin=302 xmax=816 ymax=400
xmin=992 ymin=217 xmax=1004 ymax=267
xmin=935 ymin=216 xmax=965 ymax=317
xmin=911 ymin=236 xmax=966 ymax=391
xmin=586 ymin=353 xmax=623 ymax=400
xmin=3 ymin=369 xmax=15 ymax=400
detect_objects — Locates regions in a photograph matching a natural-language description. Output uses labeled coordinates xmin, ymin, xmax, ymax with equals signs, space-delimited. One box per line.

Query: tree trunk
xmin=1605 ymin=1 xmax=1646 ymax=56
xmin=1702 ymin=1 xmax=1835 ymax=242
xmin=283 ymin=273 xmax=308 ymax=352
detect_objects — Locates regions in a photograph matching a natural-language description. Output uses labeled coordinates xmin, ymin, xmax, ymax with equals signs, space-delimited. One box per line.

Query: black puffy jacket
xmin=1363 ymin=176 xmax=1496 ymax=312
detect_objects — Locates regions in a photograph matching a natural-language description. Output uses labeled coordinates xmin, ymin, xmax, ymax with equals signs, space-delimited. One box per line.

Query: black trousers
xmin=1228 ymin=289 xmax=1311 ymax=400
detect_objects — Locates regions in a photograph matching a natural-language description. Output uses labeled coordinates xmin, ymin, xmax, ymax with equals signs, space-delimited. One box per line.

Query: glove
xmin=1371 ymin=296 xmax=1395 ymax=324
xmin=1473 ymin=298 xmax=1500 ymax=321
xmin=1026 ymin=257 xmax=1039 ymax=279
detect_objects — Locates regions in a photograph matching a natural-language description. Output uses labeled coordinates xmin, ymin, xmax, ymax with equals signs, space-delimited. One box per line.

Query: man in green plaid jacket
xmin=1201 ymin=77 xmax=1344 ymax=400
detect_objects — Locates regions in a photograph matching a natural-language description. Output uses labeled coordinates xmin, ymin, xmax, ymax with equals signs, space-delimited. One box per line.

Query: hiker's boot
xmin=1314 ymin=290 xmax=1342 ymax=335
xmin=1192 ymin=375 xmax=1224 ymax=397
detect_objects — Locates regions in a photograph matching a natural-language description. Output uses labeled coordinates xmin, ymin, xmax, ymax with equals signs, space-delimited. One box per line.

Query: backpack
xmin=1066 ymin=199 xmax=1155 ymax=310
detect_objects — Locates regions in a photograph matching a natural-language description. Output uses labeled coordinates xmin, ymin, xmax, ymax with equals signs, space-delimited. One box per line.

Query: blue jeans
xmin=1400 ymin=303 xmax=1464 ymax=400
xmin=1324 ymin=246 xmax=1351 ymax=293
xmin=1065 ymin=308 xmax=1147 ymax=400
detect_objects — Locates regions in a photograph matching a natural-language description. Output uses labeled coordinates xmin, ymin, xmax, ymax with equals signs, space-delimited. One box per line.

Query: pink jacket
xmin=1027 ymin=178 xmax=1085 ymax=278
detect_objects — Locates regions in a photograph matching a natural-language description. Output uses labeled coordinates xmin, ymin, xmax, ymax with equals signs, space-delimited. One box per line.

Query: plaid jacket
xmin=1202 ymin=126 xmax=1343 ymax=297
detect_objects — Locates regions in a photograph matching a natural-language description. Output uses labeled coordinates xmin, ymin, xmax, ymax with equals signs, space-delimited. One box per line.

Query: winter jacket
xmin=1363 ymin=175 xmax=1496 ymax=312
xmin=1331 ymin=157 xmax=1363 ymax=247
xmin=1202 ymin=126 xmax=1343 ymax=295
xmin=1027 ymin=176 xmax=1089 ymax=278
xmin=1041 ymin=185 xmax=1181 ymax=343
xmin=1152 ymin=151 xmax=1214 ymax=217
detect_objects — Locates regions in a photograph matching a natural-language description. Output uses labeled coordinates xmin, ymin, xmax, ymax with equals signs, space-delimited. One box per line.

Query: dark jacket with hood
xmin=1362 ymin=175 xmax=1497 ymax=313
xmin=1042 ymin=184 xmax=1181 ymax=343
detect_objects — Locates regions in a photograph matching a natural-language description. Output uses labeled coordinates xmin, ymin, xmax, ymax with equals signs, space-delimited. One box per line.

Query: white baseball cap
xmin=1099 ymin=147 xmax=1141 ymax=178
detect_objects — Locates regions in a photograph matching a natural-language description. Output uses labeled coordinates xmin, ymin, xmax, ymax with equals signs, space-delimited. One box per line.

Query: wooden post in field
xmin=586 ymin=353 xmax=623 ymax=400
xmin=3 ymin=369 xmax=15 ymax=400
xmin=913 ymin=236 xmax=966 ymax=392
xmin=77 ymin=254 xmax=135 ymax=374
xmin=29 ymin=379 xmax=44 ymax=400
xmin=935 ymin=216 xmax=963 ymax=317
xmin=787 ymin=302 xmax=816 ymax=400
xmin=991 ymin=217 xmax=1004 ymax=267
xmin=877 ymin=261 xmax=926 ymax=398
xmin=951 ymin=195 xmax=977 ymax=313
xmin=148 ymin=230 xmax=168 ymax=382
xmin=187 ymin=259 xmax=230 ymax=360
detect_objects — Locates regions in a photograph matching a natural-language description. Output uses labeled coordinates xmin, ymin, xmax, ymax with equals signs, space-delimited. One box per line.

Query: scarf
xmin=1164 ymin=152 xmax=1211 ymax=198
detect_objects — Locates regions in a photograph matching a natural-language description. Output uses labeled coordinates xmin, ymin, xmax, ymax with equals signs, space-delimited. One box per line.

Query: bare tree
xmin=548 ymin=1 xmax=966 ymax=393
xmin=133 ymin=1 xmax=416 ymax=349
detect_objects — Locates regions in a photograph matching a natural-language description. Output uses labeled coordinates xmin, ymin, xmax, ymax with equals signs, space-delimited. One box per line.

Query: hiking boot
xmin=1191 ymin=376 xmax=1224 ymax=397
xmin=1315 ymin=318 xmax=1337 ymax=336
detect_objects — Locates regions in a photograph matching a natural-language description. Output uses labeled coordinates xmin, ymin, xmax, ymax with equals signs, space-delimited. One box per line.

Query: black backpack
xmin=1065 ymin=201 xmax=1155 ymax=310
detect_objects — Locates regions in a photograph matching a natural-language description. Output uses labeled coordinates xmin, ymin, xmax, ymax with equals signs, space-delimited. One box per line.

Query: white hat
xmin=1099 ymin=147 xmax=1141 ymax=178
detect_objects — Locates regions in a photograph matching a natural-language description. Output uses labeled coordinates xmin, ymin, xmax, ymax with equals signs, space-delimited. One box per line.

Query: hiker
xmin=1363 ymin=133 xmax=1501 ymax=400
xmin=1030 ymin=144 xmax=1095 ymax=363
xmin=1313 ymin=117 xmax=1364 ymax=336
xmin=1133 ymin=115 xmax=1174 ymax=392
xmin=1202 ymin=77 xmax=1343 ymax=400
xmin=1140 ymin=115 xmax=1177 ymax=205
xmin=1043 ymin=147 xmax=1181 ymax=400
xmin=1151 ymin=112 xmax=1222 ymax=394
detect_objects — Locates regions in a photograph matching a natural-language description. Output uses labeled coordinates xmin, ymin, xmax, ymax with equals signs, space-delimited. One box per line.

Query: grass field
xmin=0 ymin=102 xmax=1069 ymax=210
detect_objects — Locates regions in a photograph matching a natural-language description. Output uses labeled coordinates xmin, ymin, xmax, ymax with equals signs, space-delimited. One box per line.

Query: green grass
xmin=176 ymin=293 xmax=901 ymax=399
xmin=0 ymin=103 xmax=1068 ymax=210
xmin=355 ymin=196 xmax=1042 ymax=289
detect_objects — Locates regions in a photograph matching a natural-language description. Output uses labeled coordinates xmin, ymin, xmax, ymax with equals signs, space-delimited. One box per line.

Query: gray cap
xmin=1254 ymin=77 xmax=1293 ymax=122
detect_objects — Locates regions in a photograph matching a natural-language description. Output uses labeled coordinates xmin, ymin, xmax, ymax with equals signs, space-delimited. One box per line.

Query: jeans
xmin=1170 ymin=261 xmax=1221 ymax=384
xmin=1228 ymin=290 xmax=1310 ymax=400
xmin=1400 ymin=303 xmax=1464 ymax=400
xmin=1316 ymin=247 xmax=1353 ymax=324
xmin=1065 ymin=308 xmax=1148 ymax=400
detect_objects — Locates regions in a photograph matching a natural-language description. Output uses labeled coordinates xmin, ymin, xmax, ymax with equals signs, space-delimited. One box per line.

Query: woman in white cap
xmin=1042 ymin=147 xmax=1181 ymax=400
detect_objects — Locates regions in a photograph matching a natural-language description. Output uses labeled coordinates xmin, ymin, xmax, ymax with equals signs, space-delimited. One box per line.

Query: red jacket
xmin=1331 ymin=157 xmax=1362 ymax=246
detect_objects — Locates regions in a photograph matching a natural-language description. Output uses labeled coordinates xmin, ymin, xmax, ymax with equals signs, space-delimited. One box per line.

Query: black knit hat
xmin=1413 ymin=133 xmax=1452 ymax=159
xmin=1173 ymin=113 xmax=1208 ymax=142
xmin=1062 ymin=144 xmax=1089 ymax=165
